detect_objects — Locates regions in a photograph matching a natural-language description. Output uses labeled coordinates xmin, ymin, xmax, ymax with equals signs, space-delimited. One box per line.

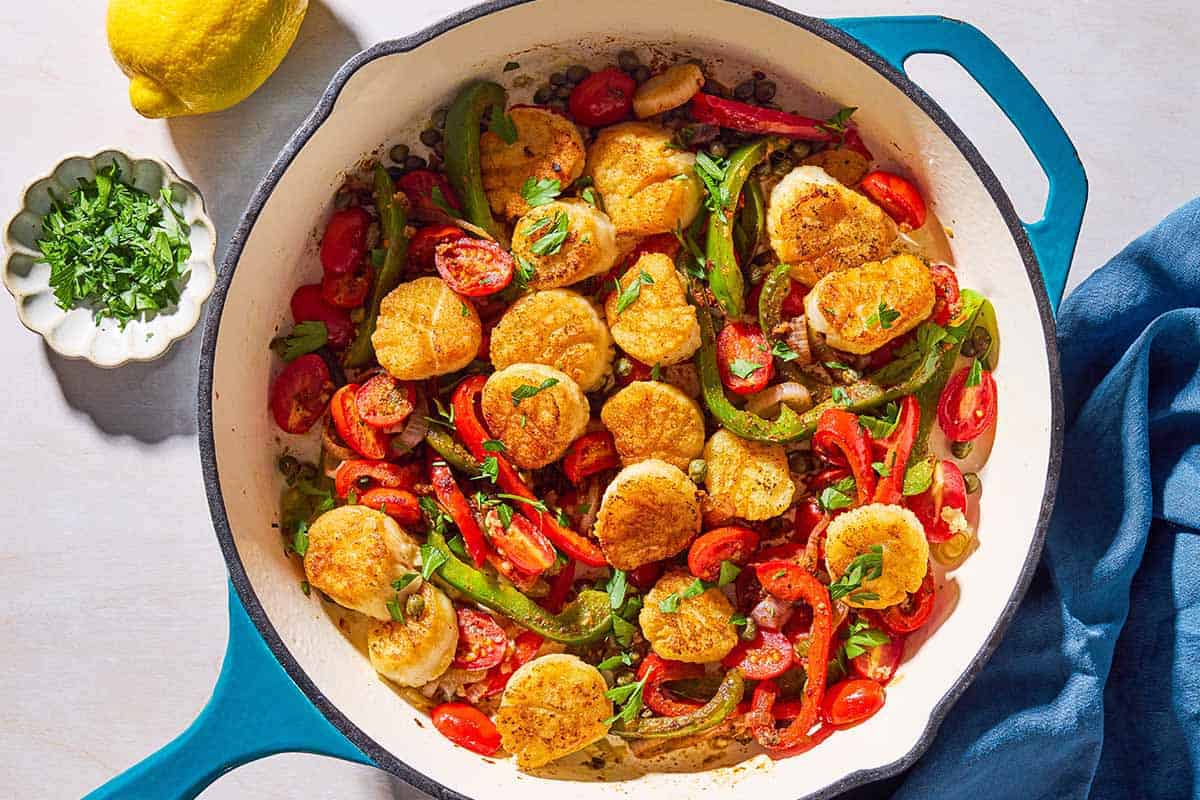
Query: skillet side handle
xmin=83 ymin=584 xmax=370 ymax=800
xmin=830 ymin=15 xmax=1088 ymax=313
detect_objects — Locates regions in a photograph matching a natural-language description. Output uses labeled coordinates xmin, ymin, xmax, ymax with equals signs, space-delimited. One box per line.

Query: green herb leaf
xmin=430 ymin=185 xmax=461 ymax=218
xmin=597 ymin=652 xmax=635 ymax=671
xmin=300 ymin=580 xmax=311 ymax=596
xmin=419 ymin=543 xmax=449 ymax=579
xmin=392 ymin=573 xmax=419 ymax=592
xmin=872 ymin=461 xmax=891 ymax=477
xmin=488 ymin=105 xmax=518 ymax=144
xmin=279 ymin=321 xmax=328 ymax=361
xmin=386 ymin=596 xmax=406 ymax=622
xmin=650 ymin=363 xmax=663 ymax=381
xmin=496 ymin=494 xmax=548 ymax=513
xmin=824 ymin=361 xmax=852 ymax=371
xmin=607 ymin=569 xmax=629 ymax=610
xmin=858 ymin=401 xmax=900 ymax=439
xmin=694 ymin=151 xmax=731 ymax=213
xmin=496 ymin=501 xmax=514 ymax=529
xmin=658 ymin=592 xmax=681 ymax=613
xmin=476 ymin=455 xmax=500 ymax=483
xmin=556 ymin=507 xmax=570 ymax=527
xmin=821 ymin=106 xmax=857 ymax=134
xmin=866 ymin=301 xmax=901 ymax=330
xmin=832 ymin=386 xmax=851 ymax=406
xmin=729 ymin=612 xmax=749 ymax=627
xmin=682 ymin=579 xmax=706 ymax=599
xmin=611 ymin=612 xmax=637 ymax=647
xmin=520 ymin=177 xmax=562 ymax=207
xmin=513 ymin=254 xmax=537 ymax=288
xmin=581 ymin=187 xmax=599 ymax=207
xmin=483 ymin=439 xmax=506 ymax=452
xmin=903 ymin=457 xmax=935 ymax=496
xmin=614 ymin=269 xmax=655 ymax=314
xmin=819 ymin=476 xmax=856 ymax=512
xmin=966 ymin=358 xmax=983 ymax=388
xmin=828 ymin=545 xmax=884 ymax=601
xmin=717 ymin=560 xmax=742 ymax=587
xmin=292 ymin=521 xmax=310 ymax=557
xmin=603 ymin=676 xmax=647 ymax=726
xmin=771 ymin=340 xmax=799 ymax=361
xmin=728 ymin=358 xmax=762 ymax=380
xmin=530 ymin=212 xmax=569 ymax=256
xmin=511 ymin=377 xmax=559 ymax=405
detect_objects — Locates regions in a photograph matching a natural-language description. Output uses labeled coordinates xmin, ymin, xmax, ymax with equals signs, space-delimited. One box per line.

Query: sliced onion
xmin=786 ymin=315 xmax=813 ymax=366
xmin=744 ymin=381 xmax=813 ymax=418
xmin=751 ymin=595 xmax=794 ymax=631
xmin=322 ymin=415 xmax=355 ymax=478
xmin=391 ymin=395 xmax=430 ymax=456
xmin=578 ymin=478 xmax=602 ymax=537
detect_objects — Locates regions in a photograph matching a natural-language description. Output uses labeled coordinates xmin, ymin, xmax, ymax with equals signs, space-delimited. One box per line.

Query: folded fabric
xmin=844 ymin=199 xmax=1200 ymax=800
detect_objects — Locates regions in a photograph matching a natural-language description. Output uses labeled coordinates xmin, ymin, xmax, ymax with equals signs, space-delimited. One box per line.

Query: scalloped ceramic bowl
xmin=2 ymin=150 xmax=216 ymax=368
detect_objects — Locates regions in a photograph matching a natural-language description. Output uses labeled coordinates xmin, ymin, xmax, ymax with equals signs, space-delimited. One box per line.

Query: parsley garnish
xmin=530 ymin=212 xmax=569 ymax=255
xmin=832 ymin=386 xmax=851 ymax=406
xmin=475 ymin=456 xmax=500 ymax=483
xmin=658 ymin=593 xmax=681 ymax=613
xmin=495 ymin=502 xmax=514 ymax=528
xmin=821 ymin=106 xmax=857 ymax=134
xmin=496 ymin=493 xmax=548 ymax=513
xmin=650 ymin=363 xmax=663 ymax=381
xmin=520 ymin=177 xmax=562 ymax=207
xmin=611 ymin=613 xmax=637 ymax=648
xmin=903 ymin=457 xmax=935 ymax=496
xmin=483 ymin=439 xmax=506 ymax=452
xmin=718 ymin=560 xmax=742 ymax=587
xmin=829 ymin=545 xmax=884 ymax=601
xmin=392 ymin=573 xmax=419 ymax=592
xmin=556 ymin=507 xmax=570 ymax=527
xmin=511 ymin=377 xmax=559 ymax=405
xmin=38 ymin=164 xmax=192 ymax=328
xmin=581 ymin=187 xmax=599 ymax=207
xmin=771 ymin=340 xmax=799 ymax=361
xmin=603 ymin=677 xmax=647 ymax=726
xmin=844 ymin=618 xmax=890 ymax=659
xmin=514 ymin=254 xmax=537 ymax=288
xmin=597 ymin=652 xmax=635 ymax=671
xmin=488 ymin=105 xmax=518 ymax=144
xmin=728 ymin=359 xmax=762 ymax=380
xmin=419 ymin=543 xmax=449 ymax=578
xmin=386 ymin=596 xmax=405 ymax=622
xmin=606 ymin=569 xmax=629 ymax=610
xmin=819 ymin=476 xmax=856 ymax=512
xmin=966 ymin=358 xmax=983 ymax=387
xmin=694 ymin=151 xmax=731 ymax=213
xmin=858 ymin=401 xmax=900 ymax=439
xmin=430 ymin=185 xmax=461 ymax=218
xmin=614 ymin=269 xmax=655 ymax=314
xmin=279 ymin=321 xmax=327 ymax=361
xmin=729 ymin=612 xmax=749 ymax=627
xmin=292 ymin=521 xmax=310 ymax=557
xmin=866 ymin=301 xmax=901 ymax=330
xmin=872 ymin=461 xmax=891 ymax=477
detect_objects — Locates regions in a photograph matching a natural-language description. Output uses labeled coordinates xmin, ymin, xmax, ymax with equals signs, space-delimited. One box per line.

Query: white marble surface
xmin=0 ymin=1 xmax=1195 ymax=798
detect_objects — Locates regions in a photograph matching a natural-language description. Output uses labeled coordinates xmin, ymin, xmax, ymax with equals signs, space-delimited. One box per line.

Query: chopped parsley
xmin=475 ymin=455 xmax=500 ymax=483
xmin=482 ymin=439 xmax=507 ymax=452
xmin=514 ymin=254 xmax=537 ymax=288
xmin=529 ymin=212 xmax=569 ymax=255
xmin=828 ymin=545 xmax=884 ymax=602
xmin=520 ymin=177 xmax=562 ymax=207
xmin=858 ymin=401 xmax=900 ymax=439
xmin=603 ymin=677 xmax=647 ymax=726
xmin=392 ymin=573 xmax=419 ymax=592
xmin=843 ymin=618 xmax=890 ymax=659
xmin=418 ymin=543 xmax=449 ymax=579
xmin=278 ymin=320 xmax=327 ymax=361
xmin=872 ymin=461 xmax=891 ymax=477
xmin=614 ymin=269 xmax=655 ymax=314
xmin=903 ymin=457 xmax=935 ymax=496
xmin=580 ymin=187 xmax=599 ymax=207
xmin=497 ymin=493 xmax=548 ymax=513
xmin=597 ymin=652 xmax=635 ymax=671
xmin=832 ymin=386 xmax=851 ymax=406
xmin=606 ymin=569 xmax=629 ymax=610
xmin=771 ymin=340 xmax=799 ymax=361
xmin=821 ymin=106 xmax=857 ymax=134
xmin=292 ymin=521 xmax=310 ymax=557
xmin=610 ymin=611 xmax=637 ymax=648
xmin=819 ymin=476 xmax=856 ymax=512
xmin=650 ymin=363 xmax=663 ymax=381
xmin=866 ymin=301 xmax=901 ymax=330
xmin=511 ymin=377 xmax=559 ymax=405
xmin=966 ymin=358 xmax=983 ymax=387
xmin=495 ymin=502 xmax=514 ymax=528
xmin=728 ymin=358 xmax=763 ymax=380
xmin=658 ymin=592 xmax=682 ymax=613
xmin=717 ymin=560 xmax=742 ymax=587
xmin=729 ymin=612 xmax=750 ymax=627
xmin=694 ymin=151 xmax=731 ymax=213
xmin=488 ymin=105 xmax=518 ymax=144
xmin=430 ymin=185 xmax=461 ymax=218
xmin=386 ymin=596 xmax=405 ymax=622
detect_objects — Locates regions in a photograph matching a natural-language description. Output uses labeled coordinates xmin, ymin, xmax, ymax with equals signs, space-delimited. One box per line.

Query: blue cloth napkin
xmin=845 ymin=199 xmax=1200 ymax=800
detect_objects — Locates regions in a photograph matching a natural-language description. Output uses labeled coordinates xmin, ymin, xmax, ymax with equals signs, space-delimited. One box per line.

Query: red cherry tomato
xmin=357 ymin=487 xmax=422 ymax=525
xmin=269 ymin=354 xmax=333 ymax=434
xmin=859 ymin=170 xmax=927 ymax=229
xmin=334 ymin=459 xmax=420 ymax=498
xmin=568 ymin=68 xmax=637 ymax=127
xmin=409 ymin=224 xmax=465 ymax=273
xmin=794 ymin=497 xmax=827 ymax=541
xmin=821 ymin=679 xmax=885 ymax=726
xmin=470 ymin=630 xmax=544 ymax=701
xmin=330 ymin=384 xmax=390 ymax=460
xmin=928 ymin=263 xmax=962 ymax=327
xmin=851 ymin=631 xmax=905 ymax=684
xmin=320 ymin=265 xmax=372 ymax=310
xmin=747 ymin=276 xmax=806 ymax=320
xmin=841 ymin=127 xmax=873 ymax=161
xmin=616 ymin=356 xmax=654 ymax=387
xmin=483 ymin=508 xmax=556 ymax=575
xmin=716 ymin=321 xmax=774 ymax=395
xmin=627 ymin=561 xmax=664 ymax=591
xmin=561 ymin=431 xmax=619 ymax=484
xmin=430 ymin=702 xmax=501 ymax=756
xmin=354 ymin=374 xmax=416 ymax=430
xmin=721 ymin=629 xmax=794 ymax=680
xmin=435 ymin=238 xmax=514 ymax=297
xmin=290 ymin=284 xmax=354 ymax=349
xmin=397 ymin=170 xmax=461 ymax=217
xmin=880 ymin=571 xmax=936 ymax=634
xmin=320 ymin=206 xmax=370 ymax=275
xmin=687 ymin=526 xmax=760 ymax=582
xmin=906 ymin=459 xmax=968 ymax=543
xmin=938 ymin=363 xmax=998 ymax=442
xmin=452 ymin=609 xmax=508 ymax=671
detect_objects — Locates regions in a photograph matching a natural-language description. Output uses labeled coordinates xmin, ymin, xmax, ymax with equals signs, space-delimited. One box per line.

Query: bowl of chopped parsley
xmin=3 ymin=150 xmax=216 ymax=367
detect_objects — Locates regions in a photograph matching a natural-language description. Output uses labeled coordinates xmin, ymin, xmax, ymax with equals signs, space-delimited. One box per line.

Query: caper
xmin=614 ymin=357 xmax=633 ymax=377
xmin=772 ymin=155 xmax=794 ymax=175
xmin=277 ymin=454 xmax=301 ymax=482
xmin=787 ymin=451 xmax=814 ymax=474
xmin=403 ymin=155 xmax=427 ymax=171
xmin=617 ymin=50 xmax=640 ymax=71
xmin=566 ymin=64 xmax=590 ymax=83
xmin=616 ymin=672 xmax=635 ymax=686
xmin=754 ymin=80 xmax=777 ymax=103
xmin=739 ymin=618 xmax=758 ymax=641
xmin=632 ymin=65 xmax=651 ymax=84
xmin=432 ymin=107 xmax=448 ymax=130
xmin=405 ymin=592 xmax=425 ymax=618
xmin=733 ymin=80 xmax=755 ymax=101
xmin=533 ymin=85 xmax=553 ymax=104
xmin=752 ymin=70 xmax=767 ymax=81
xmin=688 ymin=458 xmax=708 ymax=484
xmin=549 ymin=71 xmax=568 ymax=86
xmin=789 ymin=140 xmax=812 ymax=160
xmin=707 ymin=141 xmax=728 ymax=158
xmin=554 ymin=84 xmax=572 ymax=100
xmin=951 ymin=440 xmax=973 ymax=459
xmin=388 ymin=143 xmax=410 ymax=164
xmin=964 ymin=471 xmax=982 ymax=494
xmin=419 ymin=129 xmax=442 ymax=147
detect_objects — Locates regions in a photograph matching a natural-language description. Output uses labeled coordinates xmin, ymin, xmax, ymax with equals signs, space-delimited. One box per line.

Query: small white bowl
xmin=2 ymin=149 xmax=217 ymax=368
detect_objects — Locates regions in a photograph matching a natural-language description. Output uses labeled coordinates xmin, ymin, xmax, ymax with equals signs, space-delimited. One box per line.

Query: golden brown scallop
xmin=480 ymin=106 xmax=587 ymax=220
xmin=703 ymin=428 xmax=795 ymax=521
xmin=593 ymin=459 xmax=701 ymax=570
xmin=824 ymin=503 xmax=930 ymax=609
xmin=481 ymin=364 xmax=590 ymax=469
xmin=372 ymin=277 xmax=482 ymax=380
xmin=604 ymin=252 xmax=700 ymax=366
xmin=600 ymin=380 xmax=705 ymax=470
xmin=509 ymin=199 xmax=619 ymax=289
xmin=488 ymin=289 xmax=613 ymax=391
xmin=365 ymin=582 xmax=458 ymax=687
xmin=639 ymin=569 xmax=738 ymax=663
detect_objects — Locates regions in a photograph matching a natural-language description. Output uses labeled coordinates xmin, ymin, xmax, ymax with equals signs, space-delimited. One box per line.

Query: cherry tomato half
xmin=721 ymin=629 xmax=794 ymax=680
xmin=409 ymin=224 xmax=465 ymax=273
xmin=358 ymin=487 xmax=422 ymax=526
xmin=397 ymin=170 xmax=462 ymax=218
xmin=333 ymin=459 xmax=420 ymax=498
xmin=469 ymin=630 xmax=544 ymax=701
xmin=716 ymin=321 xmax=774 ymax=395
xmin=938 ymin=363 xmax=998 ymax=442
xmin=330 ymin=384 xmax=390 ymax=460
xmin=290 ymin=284 xmax=354 ymax=349
xmin=615 ymin=356 xmax=654 ymax=387
xmin=320 ymin=265 xmax=372 ymax=310
xmin=794 ymin=497 xmax=827 ymax=541
xmin=483 ymin=508 xmax=556 ymax=575
xmin=319 ymin=206 xmax=370 ymax=275
xmin=435 ymin=238 xmax=515 ymax=297
xmin=430 ymin=702 xmax=501 ymax=756
xmin=906 ymin=459 xmax=968 ymax=543
xmin=627 ymin=561 xmax=664 ymax=591
xmin=841 ymin=127 xmax=873 ymax=161
xmin=452 ymin=609 xmax=508 ymax=671
xmin=568 ymin=68 xmax=637 ymax=127
xmin=851 ymin=631 xmax=905 ymax=684
xmin=859 ymin=170 xmax=927 ymax=229
xmin=821 ymin=679 xmax=885 ymax=727
xmin=880 ymin=571 xmax=936 ymax=634
xmin=562 ymin=431 xmax=620 ymax=484
xmin=269 ymin=354 xmax=333 ymax=434
xmin=928 ymin=263 xmax=962 ymax=327
xmin=687 ymin=526 xmax=760 ymax=582
xmin=354 ymin=374 xmax=416 ymax=430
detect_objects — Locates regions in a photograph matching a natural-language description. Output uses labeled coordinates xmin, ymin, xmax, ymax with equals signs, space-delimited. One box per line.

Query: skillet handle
xmin=829 ymin=15 xmax=1087 ymax=312
xmin=83 ymin=584 xmax=370 ymax=800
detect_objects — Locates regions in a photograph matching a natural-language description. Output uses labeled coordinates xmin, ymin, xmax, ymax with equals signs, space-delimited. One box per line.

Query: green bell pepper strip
xmin=345 ymin=165 xmax=409 ymax=367
xmin=612 ymin=669 xmax=744 ymax=739
xmin=734 ymin=176 xmax=765 ymax=271
xmin=423 ymin=428 xmax=480 ymax=475
xmin=757 ymin=262 xmax=792 ymax=339
xmin=444 ymin=80 xmax=508 ymax=243
xmin=425 ymin=528 xmax=612 ymax=645
xmin=704 ymin=139 xmax=768 ymax=318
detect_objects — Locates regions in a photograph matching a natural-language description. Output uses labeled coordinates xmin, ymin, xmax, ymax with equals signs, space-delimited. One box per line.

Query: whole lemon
xmin=107 ymin=0 xmax=309 ymax=118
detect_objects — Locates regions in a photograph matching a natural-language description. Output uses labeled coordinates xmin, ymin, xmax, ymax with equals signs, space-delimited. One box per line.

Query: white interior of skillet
xmin=209 ymin=0 xmax=1053 ymax=796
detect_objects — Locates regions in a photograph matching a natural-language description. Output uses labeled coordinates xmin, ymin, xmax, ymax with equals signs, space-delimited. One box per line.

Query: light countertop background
xmin=1 ymin=1 xmax=1196 ymax=797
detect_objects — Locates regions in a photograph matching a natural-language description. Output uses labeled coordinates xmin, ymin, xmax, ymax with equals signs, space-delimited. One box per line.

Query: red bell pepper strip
xmin=749 ymin=560 xmax=835 ymax=757
xmin=543 ymin=558 xmax=576 ymax=614
xmin=562 ymin=431 xmax=619 ymax=484
xmin=691 ymin=92 xmax=835 ymax=141
xmin=450 ymin=375 xmax=608 ymax=566
xmin=638 ymin=654 xmax=705 ymax=717
xmin=872 ymin=395 xmax=920 ymax=505
xmin=812 ymin=408 xmax=877 ymax=506
xmin=429 ymin=457 xmax=489 ymax=567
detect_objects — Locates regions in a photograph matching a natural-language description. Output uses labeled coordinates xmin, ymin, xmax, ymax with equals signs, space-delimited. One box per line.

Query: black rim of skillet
xmin=197 ymin=1 xmax=1065 ymax=797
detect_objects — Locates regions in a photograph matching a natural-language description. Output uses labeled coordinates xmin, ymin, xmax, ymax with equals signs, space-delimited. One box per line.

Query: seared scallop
xmin=703 ymin=429 xmax=794 ymax=522
xmin=801 ymin=147 xmax=871 ymax=187
xmin=804 ymin=252 xmax=935 ymax=354
xmin=593 ymin=459 xmax=701 ymax=570
xmin=365 ymin=582 xmax=458 ymax=687
xmin=481 ymin=364 xmax=590 ymax=469
xmin=510 ymin=199 xmax=620 ymax=289
xmin=639 ymin=568 xmax=738 ymax=663
xmin=824 ymin=503 xmax=930 ymax=610
xmin=480 ymin=106 xmax=587 ymax=220
xmin=767 ymin=165 xmax=896 ymax=286
xmin=604 ymin=252 xmax=700 ymax=366
xmin=372 ymin=277 xmax=482 ymax=380
xmin=495 ymin=654 xmax=612 ymax=770
xmin=489 ymin=289 xmax=613 ymax=391
xmin=600 ymin=380 xmax=705 ymax=470
xmin=302 ymin=505 xmax=422 ymax=621
xmin=584 ymin=121 xmax=703 ymax=237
